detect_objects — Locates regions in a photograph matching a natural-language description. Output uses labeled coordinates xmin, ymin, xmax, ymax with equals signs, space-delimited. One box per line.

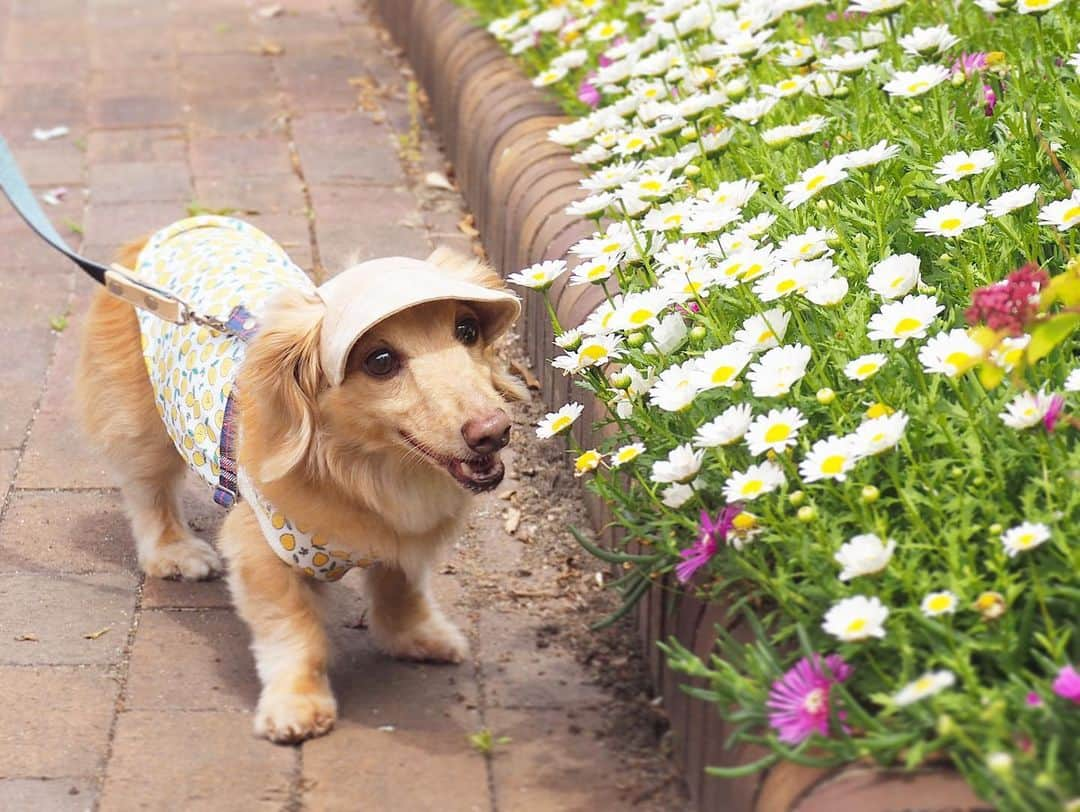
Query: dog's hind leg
xmin=219 ymin=504 xmax=336 ymax=743
xmin=75 ymin=287 xmax=222 ymax=580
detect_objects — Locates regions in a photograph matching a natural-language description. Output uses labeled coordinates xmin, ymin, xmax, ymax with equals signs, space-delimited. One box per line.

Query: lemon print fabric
xmin=133 ymin=216 xmax=316 ymax=491
xmin=237 ymin=471 xmax=373 ymax=581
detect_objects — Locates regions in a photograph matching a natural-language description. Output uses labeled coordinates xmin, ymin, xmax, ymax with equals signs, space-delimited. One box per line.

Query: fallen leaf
xmin=32 ymin=126 xmax=69 ymax=141
xmin=49 ymin=314 xmax=69 ymax=332
xmin=63 ymin=219 xmax=83 ymax=235
xmin=14 ymin=633 xmax=38 ymax=642
xmin=457 ymin=214 xmax=480 ymax=238
xmin=424 ymin=171 xmax=455 ymax=191
xmin=255 ymin=39 xmax=284 ymax=56
xmin=497 ymin=488 xmax=516 ymax=501
xmin=503 ymin=507 xmax=522 ymax=535
xmin=41 ymin=187 xmax=67 ymax=206
xmin=255 ymin=3 xmax=284 ymax=18
xmin=83 ymin=627 xmax=110 ymax=640
xmin=509 ymin=359 xmax=541 ymax=390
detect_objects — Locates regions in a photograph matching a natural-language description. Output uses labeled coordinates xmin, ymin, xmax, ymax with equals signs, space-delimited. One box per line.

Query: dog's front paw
xmin=376 ymin=615 xmax=470 ymax=664
xmin=141 ymin=535 xmax=223 ymax=581
xmin=254 ymin=686 xmax=337 ymax=744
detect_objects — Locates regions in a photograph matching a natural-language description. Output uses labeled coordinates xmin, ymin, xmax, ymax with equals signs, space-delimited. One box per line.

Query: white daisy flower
xmin=987 ymin=184 xmax=1039 ymax=218
xmin=695 ymin=403 xmax=754 ymax=448
xmin=695 ymin=344 xmax=754 ymax=390
xmin=915 ymin=201 xmax=988 ymax=237
xmin=893 ymin=671 xmax=956 ymax=706
xmin=580 ymin=161 xmax=643 ymax=192
xmin=844 ymin=353 xmax=889 ymax=381
xmin=992 ymin=335 xmax=1031 ymax=371
xmin=661 ymin=482 xmax=695 ymax=508
xmin=682 ymin=204 xmax=742 ymax=235
xmin=648 ymin=361 xmax=702 ymax=412
xmin=550 ymin=49 xmax=589 ymax=71
xmin=1064 ymin=367 xmax=1080 ymax=392
xmin=508 ymin=259 xmax=569 ymax=290
xmin=569 ymin=258 xmax=616 ymax=286
xmin=819 ymin=49 xmax=879 ymax=74
xmin=722 ymin=460 xmax=786 ymax=502
xmin=746 ymin=344 xmax=813 ymax=398
xmin=554 ymin=328 xmax=581 ymax=350
xmin=1070 ymin=46 xmax=1080 ymax=72
xmin=776 ymin=227 xmax=836 ymax=262
xmin=753 ymin=264 xmax=809 ymax=302
xmin=627 ymin=169 xmax=683 ymax=200
xmin=586 ymin=18 xmax=627 ymax=42
xmin=745 ymin=407 xmax=807 ymax=455
xmin=529 ymin=8 xmax=567 ymax=32
xmin=536 ymin=402 xmax=584 ymax=439
xmin=611 ymin=290 xmax=669 ymax=332
xmin=571 ymin=144 xmax=610 ymax=165
xmin=725 ymin=95 xmax=778 ymax=123
xmin=899 ymin=25 xmax=960 ymax=56
xmin=565 ymin=193 xmax=615 ymax=218
xmin=762 ymin=74 xmax=815 ymax=98
xmin=883 ymin=64 xmax=950 ymax=97
xmin=837 ymin=139 xmax=901 ymax=169
xmin=867 ymin=294 xmax=943 ymax=347
xmin=761 ymin=124 xmax=799 ymax=147
xmin=847 ymin=0 xmax=905 ymax=13
xmin=918 ymin=329 xmax=985 ymax=377
xmin=921 ymin=590 xmax=959 ymax=617
xmin=1000 ymin=521 xmax=1051 ymax=557
xmin=805 ymin=277 xmax=849 ymax=306
xmin=610 ymin=442 xmax=646 ymax=468
xmin=933 ymin=149 xmax=996 ymax=184
xmin=822 ymin=595 xmax=889 ymax=642
xmin=1037 ymin=190 xmax=1080 ymax=232
xmin=555 ymin=334 xmax=622 ymax=374
xmin=574 ymin=449 xmax=602 ymax=476
xmin=700 ymin=179 xmax=760 ymax=208
xmin=855 ymin=411 xmax=908 ymax=454
xmin=734 ymin=308 xmax=791 ymax=351
xmin=782 ymin=159 xmax=849 ymax=208
xmin=800 ymin=435 xmax=863 ymax=482
xmin=533 ymin=66 xmax=569 ymax=87
xmin=999 ymin=389 xmax=1056 ymax=429
xmin=650 ymin=443 xmax=705 ymax=484
xmin=642 ymin=200 xmax=694 ymax=233
xmin=867 ymin=253 xmax=921 ymax=300
xmin=1018 ymin=0 xmax=1066 ymax=12
xmin=835 ymin=534 xmax=896 ymax=581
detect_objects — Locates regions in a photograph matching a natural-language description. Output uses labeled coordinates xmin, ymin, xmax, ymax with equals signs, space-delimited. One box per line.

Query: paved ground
xmin=0 ymin=1 xmax=684 ymax=810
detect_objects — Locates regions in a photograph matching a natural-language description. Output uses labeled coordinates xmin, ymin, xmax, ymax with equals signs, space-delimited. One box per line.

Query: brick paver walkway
xmin=0 ymin=2 xmax=642 ymax=809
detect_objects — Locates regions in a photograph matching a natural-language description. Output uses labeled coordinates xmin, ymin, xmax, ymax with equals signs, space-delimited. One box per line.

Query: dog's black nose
xmin=462 ymin=410 xmax=511 ymax=455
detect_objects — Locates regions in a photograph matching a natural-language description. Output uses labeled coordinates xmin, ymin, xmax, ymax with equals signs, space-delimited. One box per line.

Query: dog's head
xmin=239 ymin=249 xmax=525 ymax=497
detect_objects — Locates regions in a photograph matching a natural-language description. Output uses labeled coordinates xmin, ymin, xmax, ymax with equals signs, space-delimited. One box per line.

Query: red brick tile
xmin=85 ymin=128 xmax=187 ymax=163
xmin=0 ymin=778 xmax=97 ymax=810
xmin=188 ymin=135 xmax=295 ymax=178
xmin=0 ymin=327 xmax=55 ymax=448
xmin=82 ymin=200 xmax=186 ymax=248
xmin=88 ymin=161 xmax=192 ymax=205
xmin=191 ymin=174 xmax=307 ymax=217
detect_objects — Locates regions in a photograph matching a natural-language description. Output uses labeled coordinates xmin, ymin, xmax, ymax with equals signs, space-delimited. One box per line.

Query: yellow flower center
xmin=845 ymin=617 xmax=867 ymax=635
xmin=628 ymin=308 xmax=655 ymax=325
xmin=1064 ymin=205 xmax=1080 ymax=223
xmin=927 ymin=595 xmax=953 ymax=613
xmin=551 ymin=415 xmax=572 ymax=433
xmin=821 ymin=455 xmax=846 ymax=475
xmin=711 ymin=365 xmax=736 ymax=384
xmin=602 ymin=241 xmax=622 ymax=254
xmin=640 ymin=179 xmax=662 ymax=191
xmin=779 ymin=79 xmax=797 ymax=92
xmin=732 ymin=513 xmax=757 ymax=531
xmin=955 ymin=161 xmax=976 ymax=173
xmin=945 ymin=351 xmax=973 ymax=371
xmin=579 ymin=344 xmax=607 ymax=364
xmin=857 ymin=362 xmax=878 ymax=377
xmin=866 ymin=402 xmax=893 ymax=418
xmin=575 ymin=451 xmax=600 ymax=472
xmin=723 ymin=262 xmax=743 ymax=277
xmin=776 ymin=278 xmax=798 ymax=293
xmin=757 ymin=329 xmax=775 ymax=344
xmin=802 ymin=688 xmax=826 ymax=713
xmin=940 ymin=217 xmax=963 ymax=231
xmin=895 ymin=317 xmax=922 ymax=335
xmin=889 ymin=275 xmax=907 ymax=288
xmin=1017 ymin=532 xmax=1036 ymax=548
xmin=914 ymin=676 xmax=934 ymax=692
xmin=616 ymin=447 xmax=640 ymax=463
xmin=587 ymin=264 xmax=609 ymax=281
xmin=741 ymin=479 xmax=764 ymax=495
xmin=799 ymin=242 xmax=814 ymax=255
xmin=907 ymin=81 xmax=929 ymax=93
xmin=764 ymin=424 xmax=791 ymax=443
xmin=600 ymin=23 xmax=615 ymax=35
xmin=664 ymin=214 xmax=683 ymax=227
xmin=805 ymin=174 xmax=827 ymax=191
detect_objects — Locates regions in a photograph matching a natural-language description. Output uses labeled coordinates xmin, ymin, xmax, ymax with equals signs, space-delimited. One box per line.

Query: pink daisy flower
xmin=1052 ymin=664 xmax=1080 ymax=705
xmin=767 ymin=654 xmax=853 ymax=744
xmin=675 ymin=504 xmax=741 ymax=584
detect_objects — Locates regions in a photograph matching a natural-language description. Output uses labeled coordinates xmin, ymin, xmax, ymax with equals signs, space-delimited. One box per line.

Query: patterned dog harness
xmin=134 ymin=216 xmax=377 ymax=580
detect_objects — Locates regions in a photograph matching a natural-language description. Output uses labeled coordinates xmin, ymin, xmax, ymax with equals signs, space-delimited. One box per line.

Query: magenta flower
xmin=767 ymin=654 xmax=853 ymax=744
xmin=1043 ymin=394 xmax=1066 ymax=432
xmin=1026 ymin=691 xmax=1044 ymax=707
xmin=675 ymin=504 xmax=741 ymax=583
xmin=982 ymin=83 xmax=998 ymax=116
xmin=952 ymin=52 xmax=988 ymax=78
xmin=1052 ymin=664 xmax=1080 ymax=705
xmin=577 ymin=76 xmax=601 ymax=108
xmin=965 ymin=263 xmax=1048 ymax=335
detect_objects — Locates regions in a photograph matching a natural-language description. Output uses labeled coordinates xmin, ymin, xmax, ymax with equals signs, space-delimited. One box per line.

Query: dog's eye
xmin=363 ymin=349 xmax=398 ymax=378
xmin=455 ymin=317 xmax=481 ymax=346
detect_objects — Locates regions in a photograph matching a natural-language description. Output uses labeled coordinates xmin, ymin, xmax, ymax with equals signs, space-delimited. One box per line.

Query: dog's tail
xmin=115 ymin=236 xmax=150 ymax=270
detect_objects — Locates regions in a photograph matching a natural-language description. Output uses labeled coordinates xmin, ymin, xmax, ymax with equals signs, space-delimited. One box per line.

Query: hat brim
xmin=317 ymin=257 xmax=521 ymax=386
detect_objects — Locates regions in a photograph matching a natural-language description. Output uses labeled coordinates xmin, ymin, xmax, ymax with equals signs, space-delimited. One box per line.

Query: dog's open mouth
xmin=402 ymin=433 xmax=505 ymax=493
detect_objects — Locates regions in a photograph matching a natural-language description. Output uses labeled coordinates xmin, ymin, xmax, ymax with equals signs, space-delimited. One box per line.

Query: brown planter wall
xmin=372 ymin=2 xmax=986 ymax=810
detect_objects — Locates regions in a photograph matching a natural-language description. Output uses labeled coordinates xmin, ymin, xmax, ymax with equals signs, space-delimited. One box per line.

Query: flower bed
xmin=460 ymin=0 xmax=1080 ymax=809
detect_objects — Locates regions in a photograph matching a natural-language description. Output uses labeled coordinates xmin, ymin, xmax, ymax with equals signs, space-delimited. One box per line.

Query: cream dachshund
xmin=75 ymin=216 xmax=522 ymax=743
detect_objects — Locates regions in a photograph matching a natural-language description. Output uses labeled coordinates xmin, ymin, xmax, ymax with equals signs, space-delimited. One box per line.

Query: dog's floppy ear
xmin=241 ymin=289 xmax=325 ymax=483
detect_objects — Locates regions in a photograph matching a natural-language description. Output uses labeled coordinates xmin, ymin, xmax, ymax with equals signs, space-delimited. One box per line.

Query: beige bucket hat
xmin=316 ymin=256 xmax=521 ymax=386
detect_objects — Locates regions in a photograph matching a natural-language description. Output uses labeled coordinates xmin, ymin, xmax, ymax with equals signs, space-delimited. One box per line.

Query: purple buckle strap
xmin=212 ymin=306 xmax=258 ymax=508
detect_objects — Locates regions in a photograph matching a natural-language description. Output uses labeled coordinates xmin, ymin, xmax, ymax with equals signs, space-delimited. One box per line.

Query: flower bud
xmin=989 ymin=522 xmax=1003 ymax=535
xmin=788 ymin=490 xmax=805 ymax=506
xmin=732 ymin=512 xmax=758 ymax=531
xmin=816 ymin=387 xmax=836 ymax=405
xmin=833 ymin=84 xmax=850 ymax=98
xmin=1035 ymin=773 xmax=1056 ymax=791
xmin=860 ymin=485 xmax=880 ymax=504
xmin=935 ymin=714 xmax=956 ymax=737
xmin=680 ymin=126 xmax=698 ymax=141
xmin=797 ymin=505 xmax=817 ymax=523
xmin=973 ymin=591 xmax=1006 ymax=620
xmin=986 ymin=752 xmax=1013 ymax=776
xmin=609 ymin=372 xmax=633 ymax=390
xmin=690 ymin=324 xmax=707 ymax=341
xmin=910 ymin=103 xmax=923 ymax=114
xmin=684 ymin=163 xmax=701 ymax=177
xmin=626 ymin=331 xmax=647 ymax=348
xmin=815 ymin=199 xmax=829 ymax=212
xmin=951 ymin=72 xmax=966 ymax=87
